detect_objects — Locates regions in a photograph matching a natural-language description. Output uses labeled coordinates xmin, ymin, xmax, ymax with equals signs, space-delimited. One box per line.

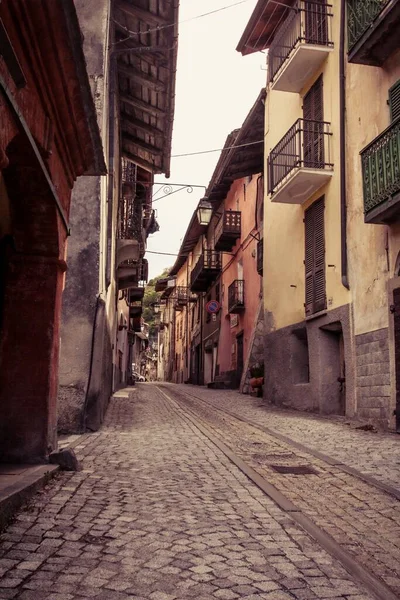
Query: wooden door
xmin=393 ymin=288 xmax=400 ymax=430
xmin=303 ymin=76 xmax=324 ymax=168
xmin=236 ymin=332 xmax=244 ymax=388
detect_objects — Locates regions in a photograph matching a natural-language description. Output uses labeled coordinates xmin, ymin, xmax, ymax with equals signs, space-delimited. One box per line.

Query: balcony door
xmin=304 ymin=0 xmax=328 ymax=45
xmin=303 ymin=75 xmax=324 ymax=168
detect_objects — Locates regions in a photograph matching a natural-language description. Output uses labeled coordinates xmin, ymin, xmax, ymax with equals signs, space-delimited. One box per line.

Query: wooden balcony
xmin=347 ymin=0 xmax=400 ymax=66
xmin=361 ymin=119 xmax=400 ymax=223
xmin=257 ymin=238 xmax=264 ymax=276
xmin=267 ymin=118 xmax=333 ymax=204
xmin=190 ymin=250 xmax=222 ymax=292
xmin=215 ymin=211 xmax=241 ymax=251
xmin=228 ymin=280 xmax=245 ymax=314
xmin=268 ymin=1 xmax=333 ymax=93
xmin=130 ymin=315 xmax=142 ymax=333
xmin=128 ymin=285 xmax=145 ymax=302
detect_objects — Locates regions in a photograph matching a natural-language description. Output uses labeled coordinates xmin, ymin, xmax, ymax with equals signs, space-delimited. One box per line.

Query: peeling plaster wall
xmin=58 ymin=0 xmax=115 ymax=433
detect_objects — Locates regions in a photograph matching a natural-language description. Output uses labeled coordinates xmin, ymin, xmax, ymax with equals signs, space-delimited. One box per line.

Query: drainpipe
xmin=340 ymin=0 xmax=349 ymax=289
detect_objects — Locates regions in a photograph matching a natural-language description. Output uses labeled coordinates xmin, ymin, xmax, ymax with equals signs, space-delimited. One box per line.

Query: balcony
xmin=228 ymin=280 xmax=245 ymax=314
xmin=215 ymin=211 xmax=241 ymax=251
xmin=361 ymin=119 xmax=400 ymax=224
xmin=130 ymin=315 xmax=142 ymax=333
xmin=347 ymin=0 xmax=400 ymax=66
xmin=267 ymin=119 xmax=333 ymax=204
xmin=257 ymin=238 xmax=263 ymax=276
xmin=174 ymin=286 xmax=188 ymax=311
xmin=190 ymin=250 xmax=222 ymax=292
xmin=268 ymin=1 xmax=333 ymax=93
xmin=128 ymin=283 xmax=145 ymax=302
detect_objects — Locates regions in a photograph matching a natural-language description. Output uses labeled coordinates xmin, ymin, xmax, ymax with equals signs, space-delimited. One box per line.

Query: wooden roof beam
xmin=121 ymin=112 xmax=164 ymax=137
xmin=123 ymin=132 xmax=163 ymax=155
xmin=117 ymin=2 xmax=171 ymax=26
xmin=122 ymin=149 xmax=160 ymax=173
xmin=117 ymin=62 xmax=165 ymax=92
xmin=120 ymin=93 xmax=166 ymax=118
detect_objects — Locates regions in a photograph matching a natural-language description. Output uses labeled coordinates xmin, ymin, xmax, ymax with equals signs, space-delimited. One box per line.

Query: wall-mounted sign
xmin=230 ymin=314 xmax=238 ymax=328
xmin=206 ymin=300 xmax=220 ymax=314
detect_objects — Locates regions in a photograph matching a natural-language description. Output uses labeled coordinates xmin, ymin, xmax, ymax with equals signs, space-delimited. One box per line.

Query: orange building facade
xmin=158 ymin=92 xmax=265 ymax=390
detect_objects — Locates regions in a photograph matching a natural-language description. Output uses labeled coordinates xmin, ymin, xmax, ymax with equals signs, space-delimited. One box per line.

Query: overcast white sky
xmin=146 ymin=0 xmax=265 ymax=280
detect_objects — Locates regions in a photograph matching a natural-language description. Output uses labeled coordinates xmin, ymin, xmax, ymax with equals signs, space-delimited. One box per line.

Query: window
xmin=305 ymin=196 xmax=326 ymax=315
xmin=389 ymin=79 xmax=400 ymax=123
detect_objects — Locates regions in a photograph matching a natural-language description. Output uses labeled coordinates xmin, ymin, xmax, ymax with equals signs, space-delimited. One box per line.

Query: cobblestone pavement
xmin=0 ymin=386 xmax=375 ymax=600
xmin=159 ymin=384 xmax=400 ymax=598
xmin=172 ymin=385 xmax=400 ymax=492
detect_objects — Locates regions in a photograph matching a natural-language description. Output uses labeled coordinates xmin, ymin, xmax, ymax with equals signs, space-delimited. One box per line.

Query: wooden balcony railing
xmin=268 ymin=1 xmax=333 ymax=86
xmin=267 ymin=118 xmax=333 ymax=195
xmin=361 ymin=118 xmax=400 ymax=222
xmin=228 ymin=280 xmax=245 ymax=314
xmin=215 ymin=211 xmax=241 ymax=251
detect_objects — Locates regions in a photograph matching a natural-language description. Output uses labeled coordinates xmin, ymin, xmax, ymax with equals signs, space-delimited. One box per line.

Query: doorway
xmin=304 ymin=0 xmax=328 ymax=46
xmin=319 ymin=322 xmax=346 ymax=415
xmin=393 ymin=288 xmax=400 ymax=430
xmin=236 ymin=332 xmax=244 ymax=388
xmin=303 ymin=76 xmax=324 ymax=169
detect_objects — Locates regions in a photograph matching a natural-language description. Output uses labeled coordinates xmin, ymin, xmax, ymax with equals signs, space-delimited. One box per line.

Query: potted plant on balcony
xmin=249 ymin=362 xmax=264 ymax=391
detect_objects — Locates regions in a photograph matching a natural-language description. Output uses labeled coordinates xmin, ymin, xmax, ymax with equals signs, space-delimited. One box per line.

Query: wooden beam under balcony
xmin=122 ymin=149 xmax=159 ymax=173
xmin=121 ymin=112 xmax=164 ymax=137
xmin=123 ymin=132 xmax=163 ymax=155
xmin=117 ymin=1 xmax=171 ymax=26
xmin=120 ymin=94 xmax=166 ymax=118
xmin=117 ymin=63 xmax=166 ymax=92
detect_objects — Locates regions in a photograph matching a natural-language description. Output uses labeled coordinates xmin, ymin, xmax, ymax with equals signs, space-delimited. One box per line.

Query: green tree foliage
xmin=143 ymin=268 xmax=170 ymax=335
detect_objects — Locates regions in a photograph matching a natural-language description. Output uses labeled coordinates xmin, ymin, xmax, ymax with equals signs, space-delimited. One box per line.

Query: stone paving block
xmin=0 ymin=386 xmax=379 ymax=600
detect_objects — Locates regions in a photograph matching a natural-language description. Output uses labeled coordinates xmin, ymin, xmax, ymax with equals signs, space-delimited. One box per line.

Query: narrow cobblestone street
xmin=0 ymin=384 xmax=398 ymax=600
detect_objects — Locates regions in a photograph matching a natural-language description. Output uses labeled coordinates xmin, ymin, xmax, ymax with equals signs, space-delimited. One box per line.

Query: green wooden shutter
xmin=304 ymin=197 xmax=326 ymax=315
xmin=389 ymin=80 xmax=400 ymax=123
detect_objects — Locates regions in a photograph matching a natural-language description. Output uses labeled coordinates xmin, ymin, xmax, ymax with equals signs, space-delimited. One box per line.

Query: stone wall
xmin=355 ymin=327 xmax=391 ymax=428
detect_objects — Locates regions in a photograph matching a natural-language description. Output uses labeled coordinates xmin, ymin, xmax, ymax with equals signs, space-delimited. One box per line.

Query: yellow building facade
xmin=239 ymin=0 xmax=400 ymax=429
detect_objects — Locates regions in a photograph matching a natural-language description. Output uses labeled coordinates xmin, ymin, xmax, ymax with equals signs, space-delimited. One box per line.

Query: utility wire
xmin=171 ymin=139 xmax=263 ymax=158
xmin=113 ymin=0 xmax=252 ymax=43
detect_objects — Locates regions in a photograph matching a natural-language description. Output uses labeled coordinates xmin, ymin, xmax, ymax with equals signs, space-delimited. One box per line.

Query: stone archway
xmin=0 ymin=135 xmax=66 ymax=463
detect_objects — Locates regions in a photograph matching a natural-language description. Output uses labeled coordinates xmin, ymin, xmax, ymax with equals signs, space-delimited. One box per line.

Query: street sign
xmin=206 ymin=300 xmax=220 ymax=314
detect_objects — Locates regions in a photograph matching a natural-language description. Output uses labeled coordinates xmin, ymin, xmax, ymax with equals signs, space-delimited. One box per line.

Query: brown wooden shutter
xmin=305 ymin=197 xmax=326 ymax=315
xmin=303 ymin=76 xmax=324 ymax=168
xmin=304 ymin=0 xmax=328 ymax=45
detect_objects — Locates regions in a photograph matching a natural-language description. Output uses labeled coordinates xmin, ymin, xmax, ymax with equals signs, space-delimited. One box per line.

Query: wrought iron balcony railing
xmin=347 ymin=0 xmax=389 ymax=50
xmin=122 ymin=157 xmax=137 ymax=184
xmin=268 ymin=1 xmax=333 ymax=87
xmin=267 ymin=118 xmax=333 ymax=196
xmin=257 ymin=238 xmax=264 ymax=276
xmin=347 ymin=0 xmax=400 ymax=65
xmin=190 ymin=250 xmax=222 ymax=292
xmin=361 ymin=118 xmax=400 ymax=222
xmin=228 ymin=280 xmax=245 ymax=314
xmin=215 ymin=211 xmax=241 ymax=251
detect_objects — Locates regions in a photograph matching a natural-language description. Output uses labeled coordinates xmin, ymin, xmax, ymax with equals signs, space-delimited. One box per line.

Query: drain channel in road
xmin=156 ymin=385 xmax=399 ymax=600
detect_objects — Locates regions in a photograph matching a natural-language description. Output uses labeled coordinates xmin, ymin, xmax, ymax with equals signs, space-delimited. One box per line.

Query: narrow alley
xmin=1 ymin=384 xmax=399 ymax=600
